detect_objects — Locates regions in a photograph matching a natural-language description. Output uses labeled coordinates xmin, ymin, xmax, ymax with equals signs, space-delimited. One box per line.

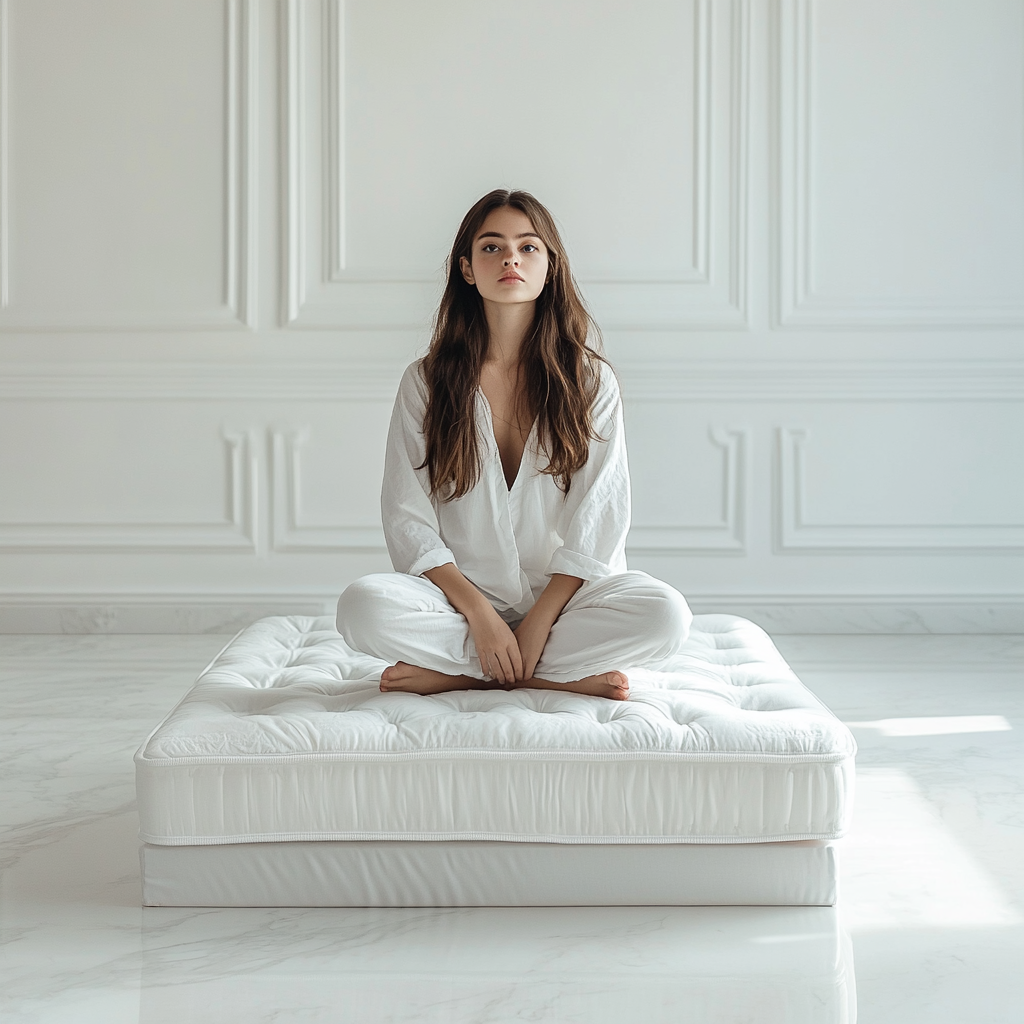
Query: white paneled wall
xmin=0 ymin=0 xmax=1021 ymax=632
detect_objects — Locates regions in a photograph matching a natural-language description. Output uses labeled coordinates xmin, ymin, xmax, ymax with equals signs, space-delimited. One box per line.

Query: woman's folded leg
xmin=337 ymin=572 xmax=484 ymax=679
xmin=532 ymin=570 xmax=692 ymax=685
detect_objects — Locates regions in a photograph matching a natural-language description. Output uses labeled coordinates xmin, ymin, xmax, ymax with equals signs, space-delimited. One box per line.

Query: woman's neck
xmin=481 ymin=298 xmax=535 ymax=368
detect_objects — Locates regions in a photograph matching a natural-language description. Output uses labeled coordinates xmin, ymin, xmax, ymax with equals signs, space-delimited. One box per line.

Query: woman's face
xmin=460 ymin=206 xmax=550 ymax=305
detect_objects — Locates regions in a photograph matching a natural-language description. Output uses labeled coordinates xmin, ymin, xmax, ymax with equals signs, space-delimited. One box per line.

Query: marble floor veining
xmin=1 ymin=631 xmax=1022 ymax=1023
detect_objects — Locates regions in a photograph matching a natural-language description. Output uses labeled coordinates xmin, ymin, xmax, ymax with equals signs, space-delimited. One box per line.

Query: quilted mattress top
xmin=139 ymin=614 xmax=855 ymax=764
xmin=135 ymin=615 xmax=856 ymax=844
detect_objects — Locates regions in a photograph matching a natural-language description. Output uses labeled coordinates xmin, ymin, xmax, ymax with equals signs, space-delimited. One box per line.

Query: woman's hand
xmin=465 ymin=603 xmax=524 ymax=686
xmin=512 ymin=574 xmax=585 ymax=683
xmin=420 ymin=564 xmax=583 ymax=688
xmin=513 ymin=618 xmax=551 ymax=682
xmin=422 ymin=563 xmax=523 ymax=685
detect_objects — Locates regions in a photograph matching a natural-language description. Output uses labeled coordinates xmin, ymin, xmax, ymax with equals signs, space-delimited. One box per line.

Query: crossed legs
xmin=337 ymin=570 xmax=692 ymax=701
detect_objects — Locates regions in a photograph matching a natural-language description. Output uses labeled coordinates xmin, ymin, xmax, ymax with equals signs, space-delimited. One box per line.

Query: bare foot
xmin=380 ymin=662 xmax=501 ymax=695
xmin=516 ymin=671 xmax=630 ymax=701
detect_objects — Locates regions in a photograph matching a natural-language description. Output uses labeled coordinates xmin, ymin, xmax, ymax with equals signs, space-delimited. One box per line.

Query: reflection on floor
xmin=1 ymin=632 xmax=1022 ymax=1023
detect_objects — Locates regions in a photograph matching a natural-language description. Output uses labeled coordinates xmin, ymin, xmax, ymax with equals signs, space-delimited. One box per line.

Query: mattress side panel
xmin=136 ymin=756 xmax=854 ymax=845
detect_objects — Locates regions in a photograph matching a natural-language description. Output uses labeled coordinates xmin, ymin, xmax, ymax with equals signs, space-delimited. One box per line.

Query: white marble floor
xmin=1 ymin=631 xmax=1022 ymax=1023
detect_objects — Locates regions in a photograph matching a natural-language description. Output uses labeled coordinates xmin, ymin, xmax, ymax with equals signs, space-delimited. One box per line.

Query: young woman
xmin=337 ymin=189 xmax=692 ymax=700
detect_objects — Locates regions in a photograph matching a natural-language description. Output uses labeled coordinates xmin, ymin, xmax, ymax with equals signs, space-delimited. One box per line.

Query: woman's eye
xmin=521 ymin=244 xmax=538 ymax=253
xmin=482 ymin=244 xmax=500 ymax=253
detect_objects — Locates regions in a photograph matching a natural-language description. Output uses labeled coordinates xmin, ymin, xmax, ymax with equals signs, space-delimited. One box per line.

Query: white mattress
xmin=135 ymin=614 xmax=856 ymax=846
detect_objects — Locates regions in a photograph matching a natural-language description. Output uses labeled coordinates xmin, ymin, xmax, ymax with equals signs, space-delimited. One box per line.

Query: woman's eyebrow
xmin=476 ymin=231 xmax=542 ymax=241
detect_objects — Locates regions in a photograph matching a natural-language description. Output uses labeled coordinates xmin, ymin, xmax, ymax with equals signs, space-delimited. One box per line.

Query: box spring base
xmin=141 ymin=839 xmax=838 ymax=907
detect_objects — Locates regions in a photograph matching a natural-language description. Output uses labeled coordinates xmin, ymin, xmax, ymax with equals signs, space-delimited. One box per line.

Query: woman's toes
xmin=380 ymin=663 xmax=411 ymax=690
xmin=603 ymin=671 xmax=630 ymax=700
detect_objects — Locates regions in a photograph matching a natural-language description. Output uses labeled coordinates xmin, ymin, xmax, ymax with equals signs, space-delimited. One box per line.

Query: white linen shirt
xmin=381 ymin=359 xmax=631 ymax=616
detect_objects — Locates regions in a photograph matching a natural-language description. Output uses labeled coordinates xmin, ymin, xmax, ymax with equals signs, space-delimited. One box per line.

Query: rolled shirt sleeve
xmin=380 ymin=363 xmax=457 ymax=578
xmin=544 ymin=367 xmax=631 ymax=581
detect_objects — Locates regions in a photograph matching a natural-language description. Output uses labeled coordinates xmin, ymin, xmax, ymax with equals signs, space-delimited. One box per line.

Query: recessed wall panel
xmin=778 ymin=405 xmax=1024 ymax=550
xmin=344 ymin=0 xmax=696 ymax=281
xmin=0 ymin=401 xmax=255 ymax=550
xmin=271 ymin=404 xmax=391 ymax=551
xmin=628 ymin=407 xmax=732 ymax=527
xmin=625 ymin=403 xmax=747 ymax=552
xmin=779 ymin=0 xmax=1024 ymax=325
xmin=287 ymin=0 xmax=748 ymax=328
xmin=2 ymin=0 xmax=253 ymax=329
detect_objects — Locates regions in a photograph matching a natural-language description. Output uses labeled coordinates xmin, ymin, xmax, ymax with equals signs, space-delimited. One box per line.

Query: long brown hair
xmin=420 ymin=189 xmax=606 ymax=501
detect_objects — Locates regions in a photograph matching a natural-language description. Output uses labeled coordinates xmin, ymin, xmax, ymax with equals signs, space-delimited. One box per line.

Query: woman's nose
xmin=504 ymin=251 xmax=519 ymax=266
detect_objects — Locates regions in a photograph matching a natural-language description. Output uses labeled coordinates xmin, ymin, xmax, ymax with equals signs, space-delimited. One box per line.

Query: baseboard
xmin=0 ymin=594 xmax=337 ymax=634
xmin=1 ymin=592 xmax=1022 ymax=634
xmin=686 ymin=594 xmax=1024 ymax=634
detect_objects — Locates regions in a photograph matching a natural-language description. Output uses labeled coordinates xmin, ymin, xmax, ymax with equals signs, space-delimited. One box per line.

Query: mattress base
xmin=141 ymin=839 xmax=838 ymax=907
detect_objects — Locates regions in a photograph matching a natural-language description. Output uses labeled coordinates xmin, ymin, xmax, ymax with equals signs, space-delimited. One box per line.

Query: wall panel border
xmin=3 ymin=360 xmax=1023 ymax=402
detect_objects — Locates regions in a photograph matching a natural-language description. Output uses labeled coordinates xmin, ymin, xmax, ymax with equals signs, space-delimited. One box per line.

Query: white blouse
xmin=381 ymin=359 xmax=631 ymax=616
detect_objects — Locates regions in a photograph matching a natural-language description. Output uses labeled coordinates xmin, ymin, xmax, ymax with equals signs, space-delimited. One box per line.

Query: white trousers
xmin=336 ymin=570 xmax=693 ymax=684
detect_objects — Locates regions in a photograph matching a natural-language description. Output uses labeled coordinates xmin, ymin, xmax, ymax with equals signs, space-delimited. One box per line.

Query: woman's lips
xmin=499 ymin=273 xmax=524 ymax=282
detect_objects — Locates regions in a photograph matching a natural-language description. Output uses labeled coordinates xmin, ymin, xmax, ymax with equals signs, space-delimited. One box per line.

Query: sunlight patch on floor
xmin=845 ymin=715 xmax=1012 ymax=737
xmin=841 ymin=768 xmax=1022 ymax=931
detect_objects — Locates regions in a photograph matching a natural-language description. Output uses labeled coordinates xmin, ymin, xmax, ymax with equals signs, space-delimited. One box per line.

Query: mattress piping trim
xmin=139 ymin=828 xmax=847 ymax=846
xmin=135 ymin=748 xmax=855 ymax=766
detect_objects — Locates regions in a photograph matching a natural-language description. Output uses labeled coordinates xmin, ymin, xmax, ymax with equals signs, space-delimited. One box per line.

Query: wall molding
xmin=682 ymin=593 xmax=1024 ymax=635
xmin=271 ymin=426 xmax=386 ymax=551
xmin=2 ymin=591 xmax=1021 ymax=634
xmin=0 ymin=592 xmax=337 ymax=634
xmin=0 ymin=361 xmax=405 ymax=400
xmin=282 ymin=0 xmax=750 ymax=329
xmin=280 ymin=0 xmax=436 ymax=328
xmin=587 ymin=0 xmax=750 ymax=329
xmin=281 ymin=0 xmax=304 ymax=325
xmin=225 ymin=0 xmax=259 ymax=329
xmin=776 ymin=426 xmax=1024 ymax=552
xmin=0 ymin=0 xmax=9 ymax=310
xmin=0 ymin=0 xmax=257 ymax=332
xmin=775 ymin=0 xmax=1024 ymax=329
xmin=618 ymin=361 xmax=1024 ymax=402
xmin=628 ymin=426 xmax=748 ymax=554
xmin=325 ymin=0 xmax=346 ymax=282
xmin=4 ymin=360 xmax=1023 ymax=402
xmin=0 ymin=428 xmax=258 ymax=552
